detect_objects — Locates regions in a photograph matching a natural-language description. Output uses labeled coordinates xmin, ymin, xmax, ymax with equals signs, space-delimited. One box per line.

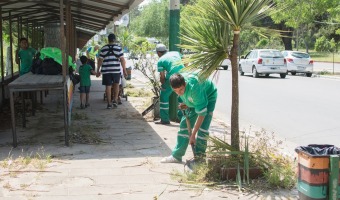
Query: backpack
xmin=41 ymin=58 xmax=62 ymax=75
xmin=105 ymin=45 xmax=117 ymax=58
xmin=31 ymin=52 xmax=43 ymax=74
xmin=69 ymin=66 xmax=80 ymax=85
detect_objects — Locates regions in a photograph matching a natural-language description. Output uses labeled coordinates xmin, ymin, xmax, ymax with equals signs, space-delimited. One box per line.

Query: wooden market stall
xmin=0 ymin=0 xmax=143 ymax=147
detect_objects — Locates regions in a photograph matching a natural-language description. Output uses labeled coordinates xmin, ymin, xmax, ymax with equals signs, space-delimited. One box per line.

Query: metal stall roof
xmin=0 ymin=0 xmax=144 ymax=48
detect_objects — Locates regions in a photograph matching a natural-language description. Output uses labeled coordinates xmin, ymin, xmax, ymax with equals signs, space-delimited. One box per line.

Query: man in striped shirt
xmin=96 ymin=33 xmax=127 ymax=109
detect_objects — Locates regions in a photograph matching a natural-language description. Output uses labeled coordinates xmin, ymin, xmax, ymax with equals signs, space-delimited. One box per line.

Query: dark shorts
xmin=102 ymin=73 xmax=121 ymax=86
xmin=79 ymin=86 xmax=90 ymax=93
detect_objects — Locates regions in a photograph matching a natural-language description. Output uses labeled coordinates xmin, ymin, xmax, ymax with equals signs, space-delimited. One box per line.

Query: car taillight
xmin=309 ymin=60 xmax=314 ymax=64
xmin=258 ymin=58 xmax=263 ymax=64
xmin=287 ymin=58 xmax=294 ymax=63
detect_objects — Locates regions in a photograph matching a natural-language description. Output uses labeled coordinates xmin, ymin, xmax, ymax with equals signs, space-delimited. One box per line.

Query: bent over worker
xmin=155 ymin=44 xmax=184 ymax=125
xmin=161 ymin=73 xmax=217 ymax=163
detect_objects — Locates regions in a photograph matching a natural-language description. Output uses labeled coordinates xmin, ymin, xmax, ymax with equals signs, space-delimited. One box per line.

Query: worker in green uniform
xmin=16 ymin=37 xmax=36 ymax=75
xmin=161 ymin=73 xmax=218 ymax=163
xmin=86 ymin=44 xmax=100 ymax=71
xmin=155 ymin=44 xmax=184 ymax=125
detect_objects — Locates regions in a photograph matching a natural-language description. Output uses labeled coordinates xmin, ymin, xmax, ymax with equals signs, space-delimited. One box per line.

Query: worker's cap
xmin=108 ymin=33 xmax=116 ymax=41
xmin=156 ymin=43 xmax=167 ymax=52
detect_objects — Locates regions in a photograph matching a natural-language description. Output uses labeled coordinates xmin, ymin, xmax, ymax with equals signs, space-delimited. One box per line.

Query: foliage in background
xmin=315 ymin=36 xmax=332 ymax=52
xmin=117 ymin=27 xmax=133 ymax=51
xmin=131 ymin=41 xmax=160 ymax=97
xmin=129 ymin=0 xmax=169 ymax=40
xmin=271 ymin=0 xmax=340 ymax=52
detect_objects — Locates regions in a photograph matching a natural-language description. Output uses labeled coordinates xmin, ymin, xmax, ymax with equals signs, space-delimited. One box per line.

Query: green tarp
xmin=40 ymin=47 xmax=76 ymax=69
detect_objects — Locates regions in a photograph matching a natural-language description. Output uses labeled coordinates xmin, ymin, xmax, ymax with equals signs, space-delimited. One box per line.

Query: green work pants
xmin=172 ymin=100 xmax=216 ymax=161
xmin=159 ymin=81 xmax=172 ymax=122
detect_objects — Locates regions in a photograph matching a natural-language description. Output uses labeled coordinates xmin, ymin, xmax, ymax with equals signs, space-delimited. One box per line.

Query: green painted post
xmin=329 ymin=155 xmax=339 ymax=200
xmin=169 ymin=0 xmax=180 ymax=121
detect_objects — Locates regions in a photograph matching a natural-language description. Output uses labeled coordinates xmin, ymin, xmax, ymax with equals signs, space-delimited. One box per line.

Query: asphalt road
xmin=213 ymin=69 xmax=340 ymax=148
xmin=127 ymin=57 xmax=340 ymax=148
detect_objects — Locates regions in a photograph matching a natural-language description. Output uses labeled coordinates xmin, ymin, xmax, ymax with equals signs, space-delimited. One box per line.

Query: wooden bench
xmin=8 ymin=72 xmax=69 ymax=147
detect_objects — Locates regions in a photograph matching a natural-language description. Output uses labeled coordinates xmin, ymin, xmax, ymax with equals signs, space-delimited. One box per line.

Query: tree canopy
xmin=129 ymin=0 xmax=169 ymax=39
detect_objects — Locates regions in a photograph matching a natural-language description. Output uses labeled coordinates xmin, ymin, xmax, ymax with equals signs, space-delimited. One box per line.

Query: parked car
xmin=219 ymin=59 xmax=230 ymax=70
xmin=281 ymin=50 xmax=313 ymax=77
xmin=239 ymin=49 xmax=287 ymax=78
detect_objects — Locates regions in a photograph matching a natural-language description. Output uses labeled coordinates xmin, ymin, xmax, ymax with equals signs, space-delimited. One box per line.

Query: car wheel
xmin=280 ymin=73 xmax=286 ymax=78
xmin=252 ymin=67 xmax=259 ymax=78
xmin=239 ymin=66 xmax=244 ymax=76
xmin=265 ymin=74 xmax=270 ymax=77
xmin=306 ymin=73 xmax=312 ymax=77
xmin=291 ymin=71 xmax=296 ymax=75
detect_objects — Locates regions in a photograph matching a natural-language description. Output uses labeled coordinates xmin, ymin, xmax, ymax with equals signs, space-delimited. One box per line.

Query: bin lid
xmin=295 ymin=144 xmax=340 ymax=156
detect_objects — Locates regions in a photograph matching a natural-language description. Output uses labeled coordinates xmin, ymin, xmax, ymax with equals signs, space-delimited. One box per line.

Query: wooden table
xmin=8 ymin=73 xmax=69 ymax=147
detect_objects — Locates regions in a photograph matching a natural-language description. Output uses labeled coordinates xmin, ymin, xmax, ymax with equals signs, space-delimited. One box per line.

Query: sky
xmin=139 ymin=0 xmax=152 ymax=6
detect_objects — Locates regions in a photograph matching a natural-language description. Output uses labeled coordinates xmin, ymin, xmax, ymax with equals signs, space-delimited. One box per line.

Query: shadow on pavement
xmin=0 ymin=78 xmax=173 ymax=162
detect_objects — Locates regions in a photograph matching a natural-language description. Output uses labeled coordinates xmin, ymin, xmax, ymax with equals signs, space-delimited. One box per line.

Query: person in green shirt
xmin=86 ymin=45 xmax=100 ymax=71
xmin=16 ymin=37 xmax=36 ymax=75
xmin=79 ymin=56 xmax=96 ymax=109
xmin=161 ymin=73 xmax=218 ymax=163
xmin=155 ymin=44 xmax=184 ymax=125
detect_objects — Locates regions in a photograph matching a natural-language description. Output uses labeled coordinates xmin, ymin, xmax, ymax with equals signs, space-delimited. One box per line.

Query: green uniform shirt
xmin=179 ymin=73 xmax=217 ymax=116
xmin=18 ymin=47 xmax=36 ymax=75
xmin=157 ymin=51 xmax=184 ymax=80
xmin=79 ymin=64 xmax=93 ymax=87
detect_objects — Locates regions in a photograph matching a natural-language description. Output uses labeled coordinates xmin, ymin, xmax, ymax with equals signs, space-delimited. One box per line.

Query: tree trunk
xmin=44 ymin=23 xmax=61 ymax=49
xmin=282 ymin=36 xmax=293 ymax=50
xmin=230 ymin=32 xmax=240 ymax=151
xmin=281 ymin=26 xmax=293 ymax=50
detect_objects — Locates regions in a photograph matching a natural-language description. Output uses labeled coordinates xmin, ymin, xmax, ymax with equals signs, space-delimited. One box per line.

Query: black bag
xmin=41 ymin=58 xmax=62 ymax=75
xmin=31 ymin=52 xmax=43 ymax=74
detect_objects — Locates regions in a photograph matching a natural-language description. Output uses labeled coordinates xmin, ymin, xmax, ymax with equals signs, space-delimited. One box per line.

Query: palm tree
xmin=117 ymin=28 xmax=133 ymax=52
xmin=180 ymin=0 xmax=275 ymax=150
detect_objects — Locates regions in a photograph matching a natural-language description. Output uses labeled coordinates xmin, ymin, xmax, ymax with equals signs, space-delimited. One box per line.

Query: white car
xmin=281 ymin=50 xmax=313 ymax=77
xmin=239 ymin=49 xmax=287 ymax=78
xmin=220 ymin=59 xmax=231 ymax=70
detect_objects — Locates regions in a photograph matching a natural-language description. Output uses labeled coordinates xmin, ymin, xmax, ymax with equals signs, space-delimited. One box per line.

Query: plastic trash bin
xmin=295 ymin=144 xmax=340 ymax=200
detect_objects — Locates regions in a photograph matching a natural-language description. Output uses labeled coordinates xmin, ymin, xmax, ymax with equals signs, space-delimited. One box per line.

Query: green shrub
xmin=315 ymin=36 xmax=331 ymax=52
xmin=256 ymin=39 xmax=268 ymax=48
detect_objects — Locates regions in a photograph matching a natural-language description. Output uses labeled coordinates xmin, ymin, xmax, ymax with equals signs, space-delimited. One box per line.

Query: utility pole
xmin=168 ymin=0 xmax=180 ymax=121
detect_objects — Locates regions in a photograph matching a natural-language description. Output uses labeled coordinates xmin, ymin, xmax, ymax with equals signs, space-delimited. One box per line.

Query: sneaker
xmin=112 ymin=101 xmax=118 ymax=108
xmin=160 ymin=155 xmax=181 ymax=163
xmin=80 ymin=104 xmax=85 ymax=109
xmin=155 ymin=120 xmax=170 ymax=125
xmin=107 ymin=104 xmax=113 ymax=109
xmin=85 ymin=103 xmax=90 ymax=108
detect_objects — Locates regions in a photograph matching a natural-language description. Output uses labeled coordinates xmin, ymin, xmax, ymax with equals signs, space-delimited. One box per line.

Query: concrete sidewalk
xmin=0 ymin=74 xmax=297 ymax=200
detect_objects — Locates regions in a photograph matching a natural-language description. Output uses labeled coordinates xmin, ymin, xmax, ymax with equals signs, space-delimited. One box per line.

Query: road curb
xmin=313 ymin=74 xmax=340 ymax=79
